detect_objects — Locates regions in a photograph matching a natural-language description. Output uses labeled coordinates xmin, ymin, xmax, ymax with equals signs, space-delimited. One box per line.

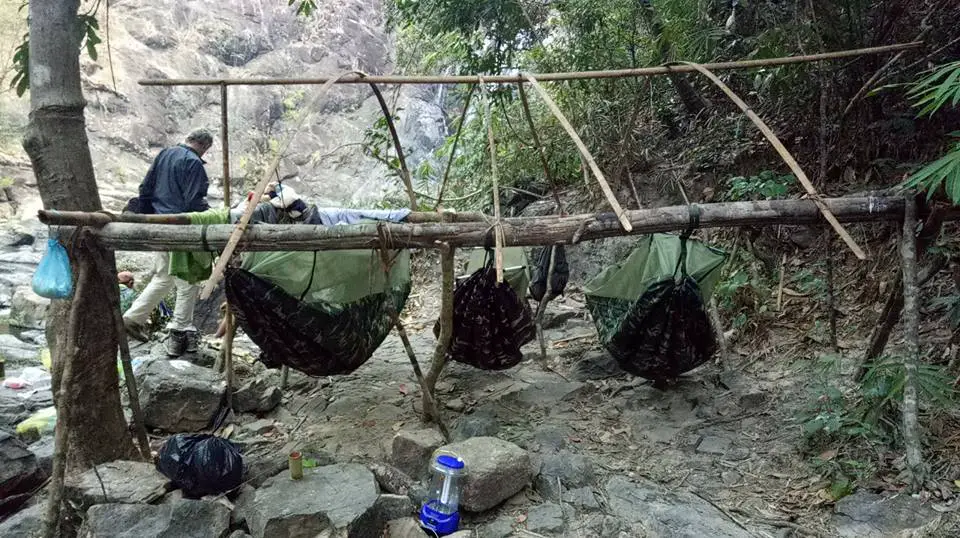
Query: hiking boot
xmin=165 ymin=330 xmax=188 ymax=357
xmin=184 ymin=331 xmax=199 ymax=354
xmin=123 ymin=318 xmax=149 ymax=343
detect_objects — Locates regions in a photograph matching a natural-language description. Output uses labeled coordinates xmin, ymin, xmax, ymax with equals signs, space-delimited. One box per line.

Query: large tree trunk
xmin=23 ymin=0 xmax=136 ymax=470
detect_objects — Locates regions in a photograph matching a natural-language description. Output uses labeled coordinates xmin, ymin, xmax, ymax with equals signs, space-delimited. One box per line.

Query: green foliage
xmin=798 ymin=353 xmax=956 ymax=469
xmin=724 ymin=170 xmax=795 ymax=201
xmin=289 ymin=0 xmax=317 ymax=17
xmin=899 ymin=62 xmax=960 ymax=204
xmin=10 ymin=2 xmax=103 ymax=97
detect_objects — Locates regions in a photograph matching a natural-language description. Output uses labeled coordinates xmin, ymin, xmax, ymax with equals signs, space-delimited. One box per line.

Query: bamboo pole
xmin=435 ymin=84 xmax=476 ymax=210
xmin=221 ymin=83 xmax=231 ymax=208
xmin=37 ymin=208 xmax=488 ymax=226
xmin=900 ymin=196 xmax=926 ymax=490
xmin=56 ymin=197 xmax=959 ymax=253
xmin=136 ymin=42 xmax=922 ymax=88
xmin=368 ymin=82 xmax=418 ymax=209
xmin=522 ymin=73 xmax=632 ymax=232
xmin=479 ymin=77 xmax=505 ymax=282
xmin=678 ymin=61 xmax=866 ymax=260
xmin=199 ymin=71 xmax=362 ymax=301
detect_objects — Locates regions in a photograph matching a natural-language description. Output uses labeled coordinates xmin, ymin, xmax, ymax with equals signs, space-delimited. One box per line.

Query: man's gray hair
xmin=186 ymin=128 xmax=214 ymax=148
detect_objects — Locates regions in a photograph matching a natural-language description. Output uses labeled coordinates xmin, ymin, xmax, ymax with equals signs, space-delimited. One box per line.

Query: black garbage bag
xmin=529 ymin=245 xmax=569 ymax=302
xmin=433 ymin=256 xmax=536 ymax=370
xmin=156 ymin=433 xmax=243 ymax=497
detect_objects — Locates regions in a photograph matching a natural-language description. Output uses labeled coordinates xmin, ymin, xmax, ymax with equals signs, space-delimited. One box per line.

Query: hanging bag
xmin=529 ymin=245 xmax=569 ymax=302
xmin=32 ymin=237 xmax=74 ymax=299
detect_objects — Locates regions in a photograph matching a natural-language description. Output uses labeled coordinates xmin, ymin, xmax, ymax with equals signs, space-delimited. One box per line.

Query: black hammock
xmin=584 ymin=216 xmax=726 ymax=381
xmin=433 ymin=252 xmax=536 ymax=370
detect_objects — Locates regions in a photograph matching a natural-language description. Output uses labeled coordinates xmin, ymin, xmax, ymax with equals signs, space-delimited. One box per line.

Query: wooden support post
xmin=220 ymin=83 xmax=230 ymax=208
xmin=280 ymin=366 xmax=289 ymax=390
xmin=45 ymin=252 xmax=89 ymax=538
xmin=535 ymin=245 xmax=558 ymax=371
xmin=900 ymin=196 xmax=926 ymax=490
xmin=424 ymin=243 xmax=455 ymax=425
xmin=224 ymin=310 xmax=234 ymax=411
xmin=89 ymin=247 xmax=151 ymax=460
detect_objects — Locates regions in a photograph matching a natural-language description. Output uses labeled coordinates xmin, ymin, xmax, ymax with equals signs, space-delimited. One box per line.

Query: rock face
xmin=604 ymin=476 xmax=752 ymax=537
xmin=0 ymin=501 xmax=45 ymax=537
xmin=391 ymin=428 xmax=446 ymax=480
xmin=439 ymin=437 xmax=532 ymax=513
xmin=136 ymin=359 xmax=226 ymax=432
xmin=240 ymin=463 xmax=380 ymax=538
xmin=79 ymin=499 xmax=231 ymax=538
xmin=9 ymin=287 xmax=49 ymax=330
xmin=833 ymin=491 xmax=941 ymax=537
xmin=0 ymin=430 xmax=43 ymax=509
xmin=535 ymin=450 xmax=595 ymax=500
xmin=65 ymin=460 xmax=170 ymax=510
xmin=233 ymin=376 xmax=282 ymax=415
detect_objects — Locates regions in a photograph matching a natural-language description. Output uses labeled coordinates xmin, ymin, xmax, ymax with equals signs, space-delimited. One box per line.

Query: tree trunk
xmin=639 ymin=1 xmax=710 ymax=116
xmin=23 ymin=0 xmax=136 ymax=470
xmin=899 ymin=196 xmax=926 ymax=490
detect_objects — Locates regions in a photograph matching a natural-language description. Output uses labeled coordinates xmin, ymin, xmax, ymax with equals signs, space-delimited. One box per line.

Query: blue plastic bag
xmin=32 ymin=238 xmax=74 ymax=299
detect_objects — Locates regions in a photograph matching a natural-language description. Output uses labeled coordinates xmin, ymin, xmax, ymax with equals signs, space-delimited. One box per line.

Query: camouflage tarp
xmin=584 ymin=233 xmax=726 ymax=381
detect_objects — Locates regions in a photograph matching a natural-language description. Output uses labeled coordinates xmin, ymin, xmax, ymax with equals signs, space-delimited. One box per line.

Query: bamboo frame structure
xmin=37 ymin=196 xmax=958 ymax=253
xmin=136 ymin=42 xmax=921 ymax=87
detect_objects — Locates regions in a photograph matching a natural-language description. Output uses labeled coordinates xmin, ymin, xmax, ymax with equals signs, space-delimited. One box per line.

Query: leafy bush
xmin=725 ymin=170 xmax=795 ymax=201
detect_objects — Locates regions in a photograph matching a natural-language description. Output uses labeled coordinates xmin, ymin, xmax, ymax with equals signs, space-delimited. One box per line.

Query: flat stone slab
xmin=604 ymin=476 xmax=752 ymax=537
xmin=833 ymin=491 xmax=942 ymax=537
xmin=65 ymin=461 xmax=169 ymax=509
xmin=696 ymin=435 xmax=732 ymax=455
xmin=240 ymin=463 xmax=380 ymax=538
xmin=79 ymin=499 xmax=231 ymax=538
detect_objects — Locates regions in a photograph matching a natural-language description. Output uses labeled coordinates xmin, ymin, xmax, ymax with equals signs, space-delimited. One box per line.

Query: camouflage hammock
xmin=224 ymin=206 xmax=411 ymax=377
xmin=584 ymin=231 xmax=726 ymax=381
xmin=434 ymin=248 xmax=535 ymax=370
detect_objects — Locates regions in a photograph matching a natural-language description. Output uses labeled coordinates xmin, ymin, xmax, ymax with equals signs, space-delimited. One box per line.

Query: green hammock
xmin=584 ymin=233 xmax=726 ymax=380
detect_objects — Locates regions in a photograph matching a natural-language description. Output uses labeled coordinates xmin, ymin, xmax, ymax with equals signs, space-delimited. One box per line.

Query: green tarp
xmin=240 ymin=248 xmax=411 ymax=306
xmin=584 ymin=233 xmax=725 ymax=303
xmin=462 ymin=247 xmax=530 ymax=298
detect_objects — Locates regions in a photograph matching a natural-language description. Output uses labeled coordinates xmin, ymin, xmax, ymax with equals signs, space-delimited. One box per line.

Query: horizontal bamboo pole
xmin=136 ymin=42 xmax=921 ymax=88
xmin=49 ymin=197 xmax=956 ymax=253
xmin=37 ymin=209 xmax=488 ymax=226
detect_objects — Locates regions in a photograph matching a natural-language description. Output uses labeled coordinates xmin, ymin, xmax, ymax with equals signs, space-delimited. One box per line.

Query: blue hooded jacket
xmin=136 ymin=144 xmax=210 ymax=214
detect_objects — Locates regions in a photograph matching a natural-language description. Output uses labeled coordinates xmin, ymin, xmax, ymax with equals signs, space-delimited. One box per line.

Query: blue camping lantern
xmin=419 ymin=452 xmax=466 ymax=535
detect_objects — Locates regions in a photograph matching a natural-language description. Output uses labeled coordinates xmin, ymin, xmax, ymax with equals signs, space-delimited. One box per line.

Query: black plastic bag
xmin=156 ymin=433 xmax=243 ymax=497
xmin=529 ymin=245 xmax=569 ymax=302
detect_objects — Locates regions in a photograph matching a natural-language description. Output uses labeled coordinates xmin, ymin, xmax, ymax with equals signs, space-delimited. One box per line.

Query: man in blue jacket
xmin=123 ymin=129 xmax=214 ymax=356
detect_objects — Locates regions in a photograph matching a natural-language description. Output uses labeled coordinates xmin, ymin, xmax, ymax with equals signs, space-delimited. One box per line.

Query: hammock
xmin=434 ymin=248 xmax=535 ymax=370
xmin=224 ymin=204 xmax=411 ymax=377
xmin=584 ymin=232 xmax=726 ymax=381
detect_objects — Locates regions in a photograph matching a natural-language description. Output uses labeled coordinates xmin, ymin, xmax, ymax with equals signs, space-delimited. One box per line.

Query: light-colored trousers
xmin=122 ymin=252 xmax=198 ymax=332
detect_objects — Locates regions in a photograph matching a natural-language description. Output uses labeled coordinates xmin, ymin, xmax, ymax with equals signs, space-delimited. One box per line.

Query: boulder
xmin=833 ymin=491 xmax=941 ymax=537
xmin=0 ymin=501 xmax=45 ymax=537
xmin=438 ymin=437 xmax=532 ymax=512
xmin=391 ymin=428 xmax=446 ymax=480
xmin=65 ymin=461 xmax=169 ymax=510
xmin=604 ymin=476 xmax=751 ymax=537
xmin=233 ymin=377 xmax=282 ymax=414
xmin=482 ymin=516 xmax=516 ymax=538
xmin=371 ymin=493 xmax=415 ymax=525
xmin=136 ymin=359 xmax=226 ymax=432
xmin=9 ymin=287 xmax=49 ymax=330
xmin=28 ymin=437 xmax=54 ymax=477
xmin=0 ymin=430 xmax=43 ymax=506
xmin=239 ymin=463 xmax=380 ymax=538
xmin=535 ymin=450 xmax=595 ymax=500
xmin=79 ymin=499 xmax=230 ymax=538
xmin=0 ymin=334 xmax=41 ymax=364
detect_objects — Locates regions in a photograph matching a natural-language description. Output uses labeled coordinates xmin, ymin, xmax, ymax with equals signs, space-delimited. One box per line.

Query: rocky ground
xmin=2 ymin=223 xmax=960 ymax=537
